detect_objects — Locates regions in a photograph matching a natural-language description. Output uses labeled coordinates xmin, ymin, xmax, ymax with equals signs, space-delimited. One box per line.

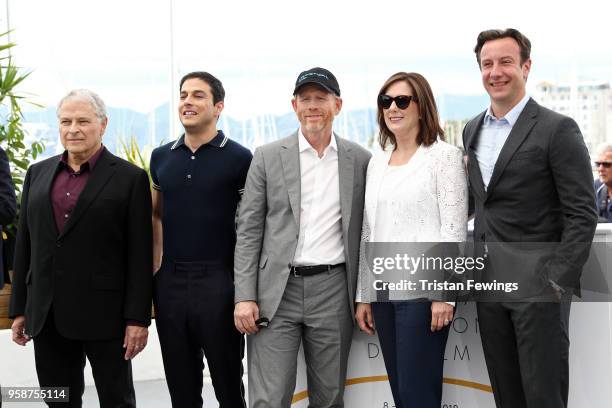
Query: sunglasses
xmin=595 ymin=161 xmax=612 ymax=169
xmin=378 ymin=94 xmax=418 ymax=110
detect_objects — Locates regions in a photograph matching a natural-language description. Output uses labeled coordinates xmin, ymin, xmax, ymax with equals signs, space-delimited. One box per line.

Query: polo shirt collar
xmin=171 ymin=130 xmax=228 ymax=150
xmin=484 ymin=93 xmax=530 ymax=126
xmin=298 ymin=129 xmax=337 ymax=153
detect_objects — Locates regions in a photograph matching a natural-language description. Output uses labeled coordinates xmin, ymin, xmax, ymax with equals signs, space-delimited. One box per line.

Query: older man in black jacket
xmin=9 ymin=89 xmax=152 ymax=408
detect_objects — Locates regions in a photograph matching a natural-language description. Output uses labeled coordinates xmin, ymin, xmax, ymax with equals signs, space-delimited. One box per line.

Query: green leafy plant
xmin=0 ymin=30 xmax=45 ymax=236
xmin=118 ymin=136 xmax=155 ymax=185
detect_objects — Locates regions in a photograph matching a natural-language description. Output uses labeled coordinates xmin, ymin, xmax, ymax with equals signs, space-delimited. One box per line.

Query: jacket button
xmin=56 ymin=242 xmax=62 ymax=248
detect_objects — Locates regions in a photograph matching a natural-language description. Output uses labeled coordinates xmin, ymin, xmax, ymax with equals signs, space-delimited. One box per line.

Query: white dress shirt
xmin=292 ymin=130 xmax=345 ymax=266
xmin=475 ymin=94 xmax=530 ymax=189
xmin=356 ymin=140 xmax=468 ymax=302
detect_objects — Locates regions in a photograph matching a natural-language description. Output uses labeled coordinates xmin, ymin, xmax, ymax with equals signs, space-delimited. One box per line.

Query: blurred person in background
xmin=0 ymin=145 xmax=16 ymax=291
xmin=594 ymin=142 xmax=612 ymax=222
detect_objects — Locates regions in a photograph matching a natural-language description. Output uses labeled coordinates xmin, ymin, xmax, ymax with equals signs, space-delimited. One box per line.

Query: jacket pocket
xmin=512 ymin=149 xmax=541 ymax=161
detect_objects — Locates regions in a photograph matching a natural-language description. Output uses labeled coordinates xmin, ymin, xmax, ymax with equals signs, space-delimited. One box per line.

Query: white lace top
xmin=356 ymin=140 xmax=468 ymax=302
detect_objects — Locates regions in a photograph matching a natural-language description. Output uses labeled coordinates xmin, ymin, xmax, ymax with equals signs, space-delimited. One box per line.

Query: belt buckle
xmin=291 ymin=266 xmax=302 ymax=277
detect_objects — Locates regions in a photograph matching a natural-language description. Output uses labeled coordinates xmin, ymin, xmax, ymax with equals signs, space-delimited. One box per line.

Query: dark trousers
xmin=154 ymin=260 xmax=245 ymax=408
xmin=33 ymin=309 xmax=135 ymax=408
xmin=477 ymin=301 xmax=571 ymax=408
xmin=372 ymin=301 xmax=450 ymax=408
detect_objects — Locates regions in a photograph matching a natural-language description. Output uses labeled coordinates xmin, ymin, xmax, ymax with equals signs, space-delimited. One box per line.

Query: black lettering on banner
xmin=455 ymin=345 xmax=470 ymax=361
xmin=452 ymin=317 xmax=468 ymax=333
xmin=368 ymin=343 xmax=380 ymax=359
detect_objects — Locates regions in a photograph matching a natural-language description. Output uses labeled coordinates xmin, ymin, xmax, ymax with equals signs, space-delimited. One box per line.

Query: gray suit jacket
xmin=462 ymin=98 xmax=597 ymax=296
xmin=234 ymin=131 xmax=371 ymax=321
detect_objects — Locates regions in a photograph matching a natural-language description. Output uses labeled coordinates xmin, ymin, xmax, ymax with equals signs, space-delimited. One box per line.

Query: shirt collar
xmin=298 ymin=129 xmax=337 ymax=153
xmin=484 ymin=93 xmax=530 ymax=126
xmin=59 ymin=144 xmax=105 ymax=172
xmin=171 ymin=130 xmax=228 ymax=150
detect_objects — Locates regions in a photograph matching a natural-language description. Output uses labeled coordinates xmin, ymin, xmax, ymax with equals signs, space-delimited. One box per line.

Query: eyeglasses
xmin=595 ymin=161 xmax=612 ymax=169
xmin=378 ymin=94 xmax=418 ymax=110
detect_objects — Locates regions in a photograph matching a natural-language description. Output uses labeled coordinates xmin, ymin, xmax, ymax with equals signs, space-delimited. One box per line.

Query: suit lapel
xmin=486 ymin=99 xmax=538 ymax=194
xmin=58 ymin=150 xmax=117 ymax=239
xmin=41 ymin=156 xmax=63 ymax=236
xmin=279 ymin=132 xmax=301 ymax=228
xmin=336 ymin=134 xmax=354 ymax=236
xmin=465 ymin=111 xmax=487 ymax=201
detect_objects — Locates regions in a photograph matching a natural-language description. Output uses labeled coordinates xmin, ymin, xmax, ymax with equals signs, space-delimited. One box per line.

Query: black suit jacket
xmin=463 ymin=98 xmax=598 ymax=295
xmin=0 ymin=146 xmax=17 ymax=290
xmin=9 ymin=149 xmax=153 ymax=340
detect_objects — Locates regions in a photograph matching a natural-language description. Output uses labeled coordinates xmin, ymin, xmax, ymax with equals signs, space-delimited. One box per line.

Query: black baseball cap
xmin=293 ymin=67 xmax=340 ymax=96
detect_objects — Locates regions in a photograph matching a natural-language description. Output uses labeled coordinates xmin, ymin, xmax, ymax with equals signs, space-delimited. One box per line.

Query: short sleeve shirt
xmin=149 ymin=130 xmax=253 ymax=263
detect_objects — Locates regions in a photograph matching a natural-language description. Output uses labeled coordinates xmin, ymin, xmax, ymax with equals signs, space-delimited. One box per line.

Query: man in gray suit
xmin=234 ymin=67 xmax=370 ymax=408
xmin=463 ymin=29 xmax=597 ymax=408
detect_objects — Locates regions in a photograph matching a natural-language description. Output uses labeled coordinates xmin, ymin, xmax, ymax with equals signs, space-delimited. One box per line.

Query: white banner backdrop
xmin=292 ymin=301 xmax=612 ymax=407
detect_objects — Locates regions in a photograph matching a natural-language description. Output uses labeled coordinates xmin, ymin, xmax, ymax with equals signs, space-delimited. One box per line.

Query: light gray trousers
xmin=247 ymin=265 xmax=353 ymax=408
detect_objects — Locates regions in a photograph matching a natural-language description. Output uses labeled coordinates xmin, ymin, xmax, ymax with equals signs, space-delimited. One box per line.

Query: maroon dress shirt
xmin=51 ymin=146 xmax=105 ymax=233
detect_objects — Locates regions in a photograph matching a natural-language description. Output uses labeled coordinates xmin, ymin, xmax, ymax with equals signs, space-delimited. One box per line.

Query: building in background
xmin=535 ymin=81 xmax=612 ymax=153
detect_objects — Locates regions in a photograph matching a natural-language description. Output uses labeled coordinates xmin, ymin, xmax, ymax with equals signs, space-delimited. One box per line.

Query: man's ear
xmin=335 ymin=97 xmax=343 ymax=115
xmin=100 ymin=116 xmax=108 ymax=136
xmin=214 ymin=101 xmax=225 ymax=117
xmin=522 ymin=58 xmax=532 ymax=81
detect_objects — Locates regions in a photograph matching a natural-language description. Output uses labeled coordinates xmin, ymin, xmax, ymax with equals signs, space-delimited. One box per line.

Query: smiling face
xmin=291 ymin=84 xmax=342 ymax=137
xmin=58 ymin=98 xmax=107 ymax=160
xmin=382 ymin=80 xmax=420 ymax=138
xmin=479 ymin=37 xmax=531 ymax=115
xmin=178 ymin=78 xmax=224 ymax=132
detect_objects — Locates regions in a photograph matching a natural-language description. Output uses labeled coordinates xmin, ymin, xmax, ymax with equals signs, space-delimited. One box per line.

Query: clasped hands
xmin=355 ymin=301 xmax=454 ymax=335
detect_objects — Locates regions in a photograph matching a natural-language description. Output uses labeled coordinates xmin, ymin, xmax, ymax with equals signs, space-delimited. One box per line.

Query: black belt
xmin=290 ymin=263 xmax=345 ymax=277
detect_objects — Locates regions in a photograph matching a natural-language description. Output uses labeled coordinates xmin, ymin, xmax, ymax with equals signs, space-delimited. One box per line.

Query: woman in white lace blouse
xmin=355 ymin=72 xmax=468 ymax=407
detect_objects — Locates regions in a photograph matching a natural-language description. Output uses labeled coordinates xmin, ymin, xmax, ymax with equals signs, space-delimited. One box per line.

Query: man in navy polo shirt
xmin=150 ymin=71 xmax=252 ymax=408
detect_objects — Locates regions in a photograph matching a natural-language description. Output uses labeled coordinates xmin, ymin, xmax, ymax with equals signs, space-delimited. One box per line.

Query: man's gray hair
xmin=56 ymin=89 xmax=107 ymax=121
xmin=595 ymin=142 xmax=612 ymax=156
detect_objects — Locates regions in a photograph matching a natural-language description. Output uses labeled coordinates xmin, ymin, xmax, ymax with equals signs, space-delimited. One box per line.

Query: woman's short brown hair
xmin=377 ymin=72 xmax=444 ymax=150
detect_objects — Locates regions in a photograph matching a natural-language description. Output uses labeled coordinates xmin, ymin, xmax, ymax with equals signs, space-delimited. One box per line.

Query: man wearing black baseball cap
xmin=293 ymin=67 xmax=341 ymax=97
xmin=234 ymin=67 xmax=371 ymax=407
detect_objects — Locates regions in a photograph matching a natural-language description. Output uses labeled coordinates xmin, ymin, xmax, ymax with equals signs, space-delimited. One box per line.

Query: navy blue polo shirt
xmin=150 ymin=130 xmax=253 ymax=263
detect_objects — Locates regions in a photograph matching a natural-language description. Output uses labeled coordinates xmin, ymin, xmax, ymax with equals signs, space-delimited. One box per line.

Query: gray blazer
xmin=234 ymin=131 xmax=371 ymax=321
xmin=463 ymin=98 xmax=597 ymax=296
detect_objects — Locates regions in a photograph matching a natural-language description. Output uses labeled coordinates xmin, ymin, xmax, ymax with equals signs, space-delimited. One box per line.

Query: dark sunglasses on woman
xmin=378 ymin=94 xmax=418 ymax=110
